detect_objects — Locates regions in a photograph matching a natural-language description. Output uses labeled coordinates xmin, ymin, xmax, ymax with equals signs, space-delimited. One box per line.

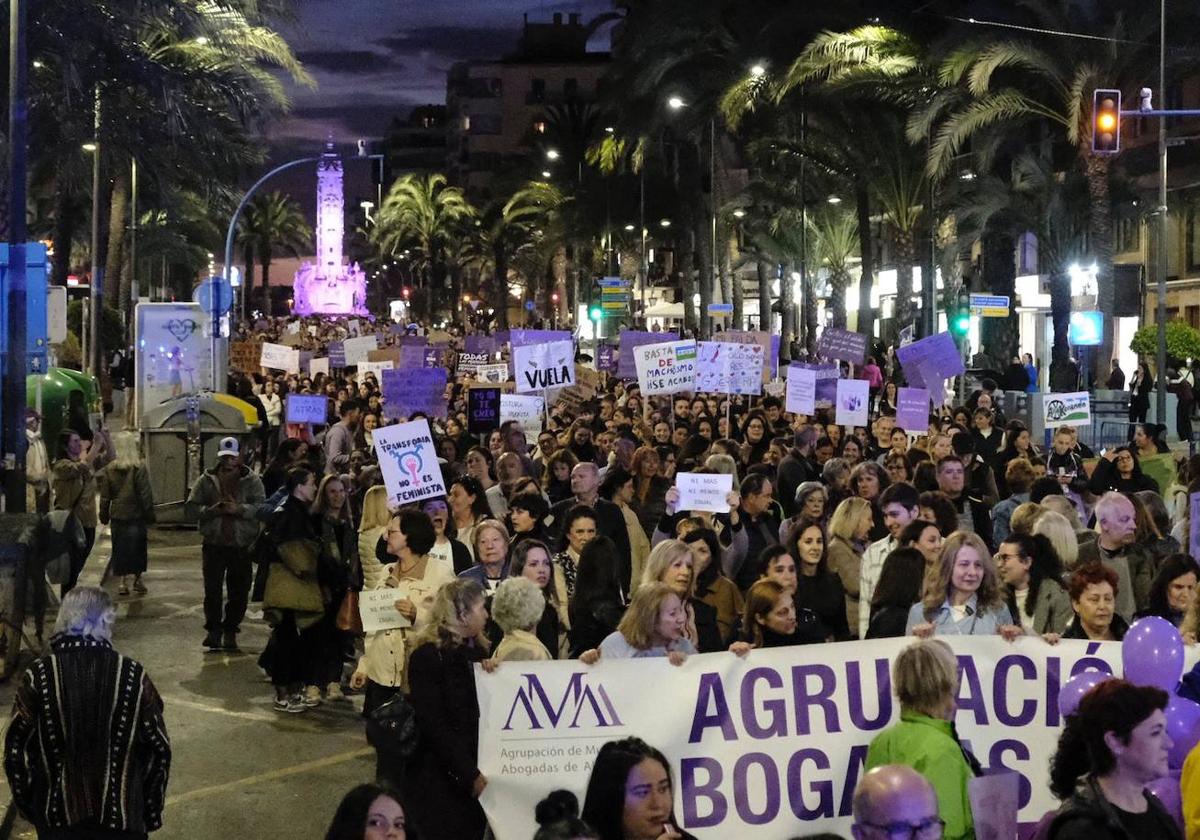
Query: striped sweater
xmin=4 ymin=636 xmax=171 ymax=833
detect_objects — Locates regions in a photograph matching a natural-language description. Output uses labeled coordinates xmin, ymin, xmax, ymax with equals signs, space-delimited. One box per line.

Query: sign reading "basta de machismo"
xmin=634 ymin=340 xmax=697 ymax=395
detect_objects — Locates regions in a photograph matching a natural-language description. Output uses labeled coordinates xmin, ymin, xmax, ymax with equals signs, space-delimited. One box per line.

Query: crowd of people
xmin=8 ymin=312 xmax=1200 ymax=840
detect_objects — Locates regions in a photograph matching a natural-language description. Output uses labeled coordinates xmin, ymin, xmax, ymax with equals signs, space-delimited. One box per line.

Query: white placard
xmin=675 ymin=472 xmax=733 ymax=513
xmin=500 ymin=393 xmax=544 ymax=441
xmin=358 ymin=359 xmax=394 ymax=381
xmin=634 ymin=340 xmax=697 ymax=396
xmin=259 ymin=341 xmax=299 ymax=373
xmin=695 ymin=342 xmax=763 ymax=395
xmin=348 ymin=318 xmax=361 ymax=337
xmin=786 ymin=365 xmax=816 ymax=414
xmin=373 ymin=419 xmax=447 ymax=505
xmin=309 ymin=357 xmax=330 ymax=377
xmin=285 ymin=394 xmax=328 ymax=425
xmin=1043 ymin=391 xmax=1091 ymax=427
xmin=358 ymin=588 xmax=412 ymax=634
xmin=343 ymin=334 xmax=380 ymax=366
xmin=512 ymin=340 xmax=576 ymax=393
xmin=286 ymin=320 xmax=300 ymax=335
xmin=477 ymin=363 xmax=511 ymax=384
xmin=835 ymin=378 xmax=869 ymax=426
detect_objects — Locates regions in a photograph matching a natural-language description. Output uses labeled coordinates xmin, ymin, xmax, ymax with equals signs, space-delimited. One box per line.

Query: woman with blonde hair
xmin=357 ymin=485 xmax=392 ymax=590
xmin=1033 ymin=510 xmax=1080 ymax=571
xmin=906 ymin=531 xmax=1018 ymax=639
xmin=639 ymin=539 xmax=722 ymax=652
xmin=579 ymin=582 xmax=695 ymax=666
xmin=1008 ymin=501 xmax=1046 ymax=536
xmin=703 ymin=452 xmax=740 ymax=485
xmin=825 ymin=497 xmax=873 ymax=636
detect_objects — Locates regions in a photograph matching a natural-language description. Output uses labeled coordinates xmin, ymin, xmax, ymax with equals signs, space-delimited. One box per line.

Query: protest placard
xmin=328 ymin=341 xmax=346 ymax=368
xmin=835 ymin=378 xmax=869 ymax=426
xmin=399 ymin=343 xmax=428 ymax=369
xmin=896 ymin=331 xmax=964 ymax=384
xmin=785 ymin=364 xmax=816 ymax=415
xmin=468 ymin=387 xmax=502 ymax=434
xmin=720 ymin=330 xmax=774 ymax=382
xmin=279 ymin=330 xmax=303 ymax=347
xmin=457 ymin=352 xmax=491 ymax=377
xmin=229 ymin=340 xmax=261 ymax=374
xmin=298 ymin=350 xmax=313 ymax=374
xmin=618 ymin=330 xmax=676 ymax=379
xmin=358 ymin=588 xmax=411 ymax=634
xmin=381 ymin=367 xmax=448 ymax=420
xmin=285 ymin=394 xmax=328 ymax=425
xmin=596 ymin=343 xmax=615 ymax=372
xmin=675 ymin=472 xmax=733 ymax=513
xmin=373 ymin=419 xmax=446 ymax=505
xmin=343 ymin=334 xmax=379 ymax=366
xmin=1043 ymin=391 xmax=1091 ymax=427
xmin=512 ymin=340 xmax=576 ymax=393
xmin=500 ymin=394 xmax=544 ymax=441
xmin=367 ymin=348 xmax=401 ymax=365
xmin=816 ymin=327 xmax=869 ymax=364
xmin=695 ymin=342 xmax=764 ymax=395
xmin=308 ymin=357 xmax=330 ymax=377
xmin=575 ymin=366 xmax=601 ymax=390
xmin=477 ymin=363 xmax=510 ymax=384
xmin=358 ymin=359 xmax=394 ymax=383
xmin=464 ymin=335 xmax=497 ymax=355
xmin=634 ymin=340 xmax=697 ymax=396
xmin=347 ymin=318 xmax=361 ymax=336
xmin=259 ymin=342 xmax=299 ymax=373
xmin=895 ymin=387 xmax=930 ymax=433
xmin=423 ymin=347 xmax=444 ymax=368
xmin=510 ymin=329 xmax=572 ymax=347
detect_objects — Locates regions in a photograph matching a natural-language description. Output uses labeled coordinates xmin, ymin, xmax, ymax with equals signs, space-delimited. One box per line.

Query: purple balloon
xmin=1166 ymin=696 xmax=1200 ymax=770
xmin=1122 ymin=617 xmax=1185 ymax=692
xmin=1146 ymin=774 xmax=1183 ymax=830
xmin=1058 ymin=670 xmax=1111 ymax=718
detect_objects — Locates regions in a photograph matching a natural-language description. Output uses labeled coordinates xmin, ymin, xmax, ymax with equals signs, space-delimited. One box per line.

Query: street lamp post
xmin=3 ymin=0 xmax=28 ymax=511
xmin=88 ymin=88 xmax=102 ymax=378
xmin=1155 ymin=0 xmax=1168 ymax=426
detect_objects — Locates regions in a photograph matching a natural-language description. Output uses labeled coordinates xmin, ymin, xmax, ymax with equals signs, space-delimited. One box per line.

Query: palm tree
xmin=807 ymin=208 xmax=858 ymax=330
xmin=238 ymin=192 xmax=312 ymax=316
xmin=374 ymin=173 xmax=474 ymax=319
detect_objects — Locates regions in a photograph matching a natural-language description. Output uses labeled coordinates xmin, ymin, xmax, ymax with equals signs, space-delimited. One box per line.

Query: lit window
xmin=533 ymin=120 xmax=546 ymax=134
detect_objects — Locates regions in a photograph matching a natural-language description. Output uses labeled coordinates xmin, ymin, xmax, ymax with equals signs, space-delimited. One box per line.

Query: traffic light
xmin=1092 ymin=89 xmax=1121 ymax=154
xmin=588 ymin=281 xmax=603 ymax=321
xmin=950 ymin=291 xmax=970 ymax=337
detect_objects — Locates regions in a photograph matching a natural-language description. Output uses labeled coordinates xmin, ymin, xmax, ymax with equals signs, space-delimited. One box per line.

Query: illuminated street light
xmin=545 ymin=149 xmax=560 ymax=160
xmin=732 ymin=209 xmax=746 ymax=218
xmin=749 ymin=64 xmax=766 ymax=78
xmin=541 ymin=170 xmax=552 ymax=178
xmin=660 ymin=218 xmax=672 ymax=228
xmin=827 ymin=195 xmax=842 ymax=205
xmin=81 ymin=142 xmax=97 ymax=152
xmin=667 ymin=95 xmax=686 ymax=110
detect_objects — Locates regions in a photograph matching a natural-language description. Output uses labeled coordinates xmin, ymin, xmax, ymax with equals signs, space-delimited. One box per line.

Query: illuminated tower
xmin=292 ymin=142 xmax=368 ymax=316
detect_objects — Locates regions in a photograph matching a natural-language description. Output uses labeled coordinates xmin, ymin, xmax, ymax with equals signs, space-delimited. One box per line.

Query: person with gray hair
xmin=491 ymin=576 xmax=552 ymax=661
xmin=851 ymin=764 xmax=943 ymax=840
xmin=5 ymin=587 xmax=171 ymax=837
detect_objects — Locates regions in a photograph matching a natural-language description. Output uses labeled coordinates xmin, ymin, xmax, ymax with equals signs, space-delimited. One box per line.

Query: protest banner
xmin=358 ymin=588 xmax=411 ymax=634
xmin=513 ymin=340 xmax=576 ymax=393
xmin=895 ymin=387 xmax=930 ymax=433
xmin=468 ymin=387 xmax=502 ymax=434
xmin=259 ymin=342 xmax=299 ymax=373
xmin=399 ymin=343 xmax=428 ymax=369
xmin=284 ymin=394 xmax=328 ymax=425
xmin=367 ymin=348 xmax=401 ymax=365
xmin=229 ymin=340 xmax=261 ymax=374
xmin=477 ymin=363 xmax=511 ymax=384
xmin=358 ymin=359 xmax=394 ymax=383
xmin=458 ymin=352 xmax=491 ymax=377
xmin=695 ymin=342 xmax=764 ymax=395
xmin=1042 ymin=392 xmax=1091 ymax=427
xmin=896 ymin=332 xmax=964 ymax=385
xmin=596 ymin=343 xmax=615 ymax=372
xmin=816 ymin=327 xmax=869 ymax=364
xmin=557 ymin=382 xmax=597 ymax=415
xmin=635 ymin=340 xmax=697 ymax=396
xmin=618 ymin=330 xmax=676 ymax=379
xmin=343 ymin=334 xmax=379 ymax=366
xmin=475 ymin=636 xmax=1194 ymax=840
xmin=465 ymin=335 xmax=497 ymax=355
xmin=373 ymin=419 xmax=446 ymax=505
xmin=309 ymin=357 xmax=330 ymax=377
xmin=423 ymin=347 xmax=445 ymax=368
xmin=328 ymin=341 xmax=346 ymax=368
xmin=381 ymin=367 xmax=448 ymax=420
xmin=785 ymin=364 xmax=816 ymax=415
xmin=298 ymin=350 xmax=313 ymax=374
xmin=835 ymin=378 xmax=869 ymax=426
xmin=500 ymin=393 xmax=544 ymax=442
xmin=675 ymin=472 xmax=733 ymax=513
xmin=511 ymin=328 xmax=572 ymax=347
xmin=720 ymin=330 xmax=774 ymax=382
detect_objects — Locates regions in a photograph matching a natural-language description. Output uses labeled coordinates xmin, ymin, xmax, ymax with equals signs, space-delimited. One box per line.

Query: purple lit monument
xmin=292 ymin=143 xmax=369 ymax=316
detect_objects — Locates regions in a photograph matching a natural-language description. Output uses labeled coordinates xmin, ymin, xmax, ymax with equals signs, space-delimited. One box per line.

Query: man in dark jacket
xmin=5 ymin=587 xmax=171 ymax=838
xmin=548 ymin=462 xmax=633 ymax=595
xmin=776 ymin=427 xmax=821 ymax=518
xmin=936 ymin=455 xmax=994 ymax=553
xmin=730 ymin=473 xmax=781 ymax=591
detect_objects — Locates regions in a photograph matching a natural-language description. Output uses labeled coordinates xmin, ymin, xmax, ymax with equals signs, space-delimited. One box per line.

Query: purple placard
xmin=794 ymin=362 xmax=838 ymax=407
xmin=510 ymin=329 xmax=572 ymax=347
xmin=464 ymin=335 xmax=497 ymax=355
xmin=328 ymin=341 xmax=346 ymax=368
xmin=399 ymin=335 xmax=428 ymax=347
xmin=770 ymin=335 xmax=780 ymax=378
xmin=618 ymin=330 xmax=676 ymax=379
xmin=896 ymin=332 xmax=965 ymax=384
xmin=817 ymin=327 xmax=869 ymax=364
xmin=896 ymin=387 xmax=930 ymax=434
xmin=381 ymin=367 xmax=448 ymax=420
xmin=423 ymin=348 xmax=441 ymax=368
xmin=597 ymin=343 xmax=616 ymax=372
xmin=399 ymin=344 xmax=427 ymax=369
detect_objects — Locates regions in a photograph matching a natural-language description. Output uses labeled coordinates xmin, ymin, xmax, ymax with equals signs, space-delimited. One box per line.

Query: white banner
xmin=1043 ymin=392 xmax=1091 ymax=428
xmin=359 ymin=359 xmax=394 ymax=381
xmin=309 ymin=357 xmax=330 ymax=377
xmin=359 ymin=588 xmax=411 ymax=634
xmin=344 ymin=334 xmax=380 ymax=366
xmin=259 ymin=341 xmax=299 ymax=373
xmin=675 ymin=472 xmax=733 ymax=513
xmin=512 ymin=340 xmax=576 ymax=394
xmin=635 ymin=340 xmax=697 ymax=396
xmin=695 ymin=342 xmax=764 ymax=395
xmin=785 ymin=365 xmax=816 ymax=415
xmin=835 ymin=378 xmax=869 ymax=427
xmin=373 ymin=419 xmax=446 ymax=505
xmin=500 ymin=393 xmax=544 ymax=442
xmin=477 ymin=636 xmax=1186 ymax=840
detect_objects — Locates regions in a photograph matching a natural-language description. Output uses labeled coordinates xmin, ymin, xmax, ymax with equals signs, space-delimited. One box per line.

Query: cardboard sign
xmin=816 ymin=327 xmax=869 ymax=364
xmin=895 ymin=387 xmax=931 ymax=433
xmin=618 ymin=330 xmax=676 ymax=379
xmin=285 ymin=394 xmax=328 ymax=425
xmin=1043 ymin=392 xmax=1091 ymax=427
xmin=359 ymin=359 xmax=394 ymax=382
xmin=374 ymin=419 xmax=446 ymax=505
xmin=634 ymin=340 xmax=697 ymax=396
xmin=675 ymin=472 xmax=733 ymax=513
xmin=458 ymin=352 xmax=491 ymax=376
xmin=557 ymin=382 xmax=597 ymax=415
xmin=513 ymin=340 xmax=576 ymax=393
xmin=696 ymin=341 xmax=764 ymax=395
xmin=343 ymin=335 xmax=379 ymax=366
xmin=835 ymin=378 xmax=869 ymax=426
xmin=897 ymin=332 xmax=964 ymax=384
xmin=500 ymin=393 xmax=544 ymax=441
xmin=720 ymin=330 xmax=774 ymax=382
xmin=328 ymin=341 xmax=346 ymax=368
xmin=381 ymin=367 xmax=449 ymax=420
xmin=785 ymin=364 xmax=816 ymax=415
xmin=477 ymin=363 xmax=510 ymax=384
xmin=367 ymin=348 xmax=401 ymax=365
xmin=260 ymin=342 xmax=299 ymax=373
xmin=468 ymin=387 xmax=502 ymax=434
xmin=309 ymin=357 xmax=330 ymax=378
xmin=597 ymin=343 xmax=615 ymax=372
xmin=359 ymin=588 xmax=412 ymax=634
xmin=229 ymin=340 xmax=261 ymax=374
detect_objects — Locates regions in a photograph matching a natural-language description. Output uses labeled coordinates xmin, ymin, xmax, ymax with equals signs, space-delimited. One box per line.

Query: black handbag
xmin=365 ymin=692 xmax=420 ymax=757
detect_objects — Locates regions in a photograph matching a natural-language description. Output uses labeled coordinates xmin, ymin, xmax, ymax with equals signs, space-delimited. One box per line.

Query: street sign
xmin=708 ymin=303 xmax=734 ymax=316
xmin=968 ymin=294 xmax=1010 ymax=318
xmin=598 ymin=277 xmax=626 ymax=288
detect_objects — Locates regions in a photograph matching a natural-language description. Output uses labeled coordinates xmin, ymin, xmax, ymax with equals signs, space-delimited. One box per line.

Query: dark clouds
xmin=373 ymin=26 xmax=522 ymax=63
xmin=294 ymin=49 xmax=401 ymax=74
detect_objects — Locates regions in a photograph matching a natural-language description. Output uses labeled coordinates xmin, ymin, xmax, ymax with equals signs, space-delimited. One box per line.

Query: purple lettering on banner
xmin=845 ymin=659 xmax=892 ymax=730
xmin=895 ymin=387 xmax=931 ymax=434
xmin=741 ymin=668 xmax=787 ymax=739
xmin=896 ymin=331 xmax=965 ymax=382
xmin=597 ymin=343 xmax=615 ymax=372
xmin=381 ymin=367 xmax=448 ymax=419
xmin=689 ymin=673 xmax=737 ymax=743
xmin=785 ymin=749 xmax=834 ymax=820
xmin=733 ymin=753 xmax=780 ymax=824
xmin=838 ymin=745 xmax=871 ymax=818
xmin=619 ymin=330 xmax=676 ymax=379
xmin=510 ymin=329 xmax=571 ymax=347
xmin=955 ymin=655 xmax=989 ymax=725
xmin=816 ymin=327 xmax=869 ymax=364
xmin=328 ymin=341 xmax=346 ymax=368
xmin=994 ymin=655 xmax=1038 ymax=727
xmin=681 ymin=757 xmax=727 ymax=827
xmin=791 ymin=665 xmax=840 ymax=735
xmin=989 ymin=741 xmax=1034 ymax=809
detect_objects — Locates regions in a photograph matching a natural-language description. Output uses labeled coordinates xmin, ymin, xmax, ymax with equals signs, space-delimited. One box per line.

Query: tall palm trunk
xmin=696 ymin=215 xmax=713 ymax=338
xmin=104 ymin=168 xmax=129 ymax=311
xmin=260 ymin=253 xmax=273 ymax=317
xmin=494 ymin=241 xmax=509 ymax=331
xmin=1084 ymin=154 xmax=1115 ymax=370
xmin=780 ymin=257 xmax=795 ymax=359
xmin=855 ymin=183 xmax=875 ymax=337
xmin=892 ymin=228 xmax=915 ymax=345
xmin=830 ymin=267 xmax=850 ymax=330
xmin=1048 ymin=268 xmax=1073 ymax=391
xmin=980 ymin=228 xmax=1018 ymax=365
xmin=756 ymin=260 xmax=771 ymax=333
xmin=679 ymin=229 xmax=697 ymax=336
xmin=726 ymin=240 xmax=741 ymax=330
xmin=52 ymin=185 xmax=81 ymax=286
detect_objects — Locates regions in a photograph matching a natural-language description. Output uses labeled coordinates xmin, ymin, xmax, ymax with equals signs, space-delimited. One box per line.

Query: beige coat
xmin=826 ymin=535 xmax=863 ymax=639
xmin=356 ymin=559 xmax=456 ymax=688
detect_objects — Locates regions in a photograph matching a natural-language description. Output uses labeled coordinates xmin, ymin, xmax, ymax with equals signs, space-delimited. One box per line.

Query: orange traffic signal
xmin=1092 ymin=89 xmax=1121 ymax=154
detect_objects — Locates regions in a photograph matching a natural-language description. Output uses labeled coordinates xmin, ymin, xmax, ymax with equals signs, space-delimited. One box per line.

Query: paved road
xmin=1 ymin=526 xmax=374 ymax=839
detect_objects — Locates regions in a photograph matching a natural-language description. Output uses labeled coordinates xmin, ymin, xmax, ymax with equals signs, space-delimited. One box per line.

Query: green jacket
xmin=865 ymin=710 xmax=975 ymax=840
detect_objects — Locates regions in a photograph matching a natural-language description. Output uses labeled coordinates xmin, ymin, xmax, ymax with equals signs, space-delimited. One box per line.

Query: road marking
xmin=164 ymin=747 xmax=373 ymax=805
xmin=160 ymin=696 xmax=280 ymax=723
